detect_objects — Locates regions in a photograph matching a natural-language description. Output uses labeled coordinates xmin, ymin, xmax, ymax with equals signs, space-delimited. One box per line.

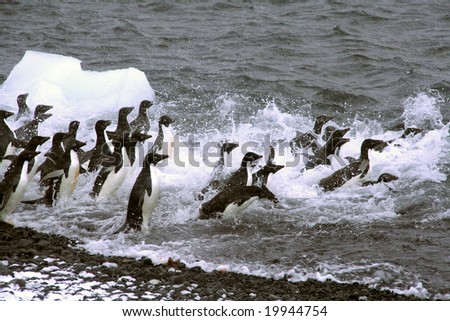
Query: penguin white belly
xmin=222 ymin=196 xmax=258 ymax=220
xmin=159 ymin=126 xmax=175 ymax=157
xmin=140 ymin=166 xmax=160 ymax=230
xmin=27 ymin=157 xmax=41 ymax=182
xmin=59 ymin=150 xmax=80 ymax=201
xmin=97 ymin=148 xmax=130 ymax=201
xmin=0 ymin=161 xmax=29 ymax=217
xmin=340 ymin=175 xmax=362 ymax=189
xmin=4 ymin=142 xmax=17 ymax=158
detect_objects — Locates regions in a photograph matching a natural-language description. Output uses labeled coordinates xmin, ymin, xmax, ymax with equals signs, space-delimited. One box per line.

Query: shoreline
xmin=0 ymin=222 xmax=419 ymax=301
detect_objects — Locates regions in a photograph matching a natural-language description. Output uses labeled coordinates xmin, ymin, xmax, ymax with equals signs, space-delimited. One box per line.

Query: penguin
xmin=9 ymin=135 xmax=50 ymax=182
xmin=15 ymin=93 xmax=31 ymax=121
xmin=319 ymin=139 xmax=388 ymax=192
xmin=116 ymin=152 xmax=169 ymax=232
xmin=361 ymin=173 xmax=399 ymax=187
xmin=149 ymin=115 xmax=175 ymax=158
xmin=220 ymin=152 xmax=262 ymax=192
xmin=126 ymin=131 xmax=153 ymax=169
xmin=25 ymin=139 xmax=86 ymax=206
xmin=37 ymin=132 xmax=70 ymax=185
xmin=305 ymin=127 xmax=350 ymax=169
xmin=291 ymin=115 xmax=333 ymax=151
xmin=62 ymin=120 xmax=80 ymax=150
xmin=0 ymin=110 xmax=15 ymax=160
xmin=197 ymin=142 xmax=239 ymax=199
xmin=252 ymin=146 xmax=284 ymax=190
xmin=91 ymin=132 xmax=151 ymax=200
xmin=130 ymin=100 xmax=152 ymax=133
xmin=199 ymin=185 xmax=278 ymax=220
xmin=0 ymin=150 xmax=40 ymax=221
xmin=14 ymin=104 xmax=52 ymax=141
xmin=85 ymin=120 xmax=112 ymax=172
xmin=58 ymin=139 xmax=86 ymax=202
xmin=107 ymin=107 xmax=134 ymax=142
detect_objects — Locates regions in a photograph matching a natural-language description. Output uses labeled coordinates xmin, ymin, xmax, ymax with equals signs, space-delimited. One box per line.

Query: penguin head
xmin=241 ymin=152 xmax=262 ymax=167
xmin=119 ymin=107 xmax=134 ymax=117
xmin=377 ymin=173 xmax=398 ymax=183
xmin=130 ymin=131 xmax=152 ymax=143
xmin=221 ymin=142 xmax=239 ymax=155
xmin=52 ymin=132 xmax=70 ymax=145
xmin=68 ymin=120 xmax=80 ymax=134
xmin=401 ymin=127 xmax=422 ymax=138
xmin=17 ymin=150 xmax=40 ymax=162
xmin=34 ymin=104 xmax=53 ymax=119
xmin=314 ymin=115 xmax=333 ymax=134
xmin=331 ymin=127 xmax=350 ymax=140
xmin=159 ymin=115 xmax=175 ymax=127
xmin=67 ymin=139 xmax=86 ymax=152
xmin=259 ymin=187 xmax=279 ymax=203
xmin=95 ymin=120 xmax=112 ymax=132
xmin=17 ymin=93 xmax=29 ymax=107
xmin=0 ymin=110 xmax=15 ymax=120
xmin=360 ymin=139 xmax=387 ymax=159
xmin=144 ymin=152 xmax=169 ymax=167
xmin=323 ymin=125 xmax=337 ymax=141
xmin=29 ymin=135 xmax=51 ymax=147
xmin=140 ymin=100 xmax=153 ymax=110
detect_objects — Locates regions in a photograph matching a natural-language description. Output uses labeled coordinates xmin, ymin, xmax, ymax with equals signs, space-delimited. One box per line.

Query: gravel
xmin=0 ymin=222 xmax=420 ymax=301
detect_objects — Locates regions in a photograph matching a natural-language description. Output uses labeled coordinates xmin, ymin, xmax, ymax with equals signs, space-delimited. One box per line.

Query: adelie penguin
xmin=219 ymin=151 xmax=262 ymax=192
xmin=14 ymin=104 xmax=53 ymax=141
xmin=361 ymin=173 xmax=398 ymax=187
xmin=130 ymin=100 xmax=152 ymax=134
xmin=37 ymin=132 xmax=70 ymax=185
xmin=0 ymin=150 xmax=40 ymax=222
xmin=85 ymin=120 xmax=112 ymax=172
xmin=319 ymin=138 xmax=388 ymax=192
xmin=197 ymin=142 xmax=239 ymax=199
xmin=9 ymin=135 xmax=50 ymax=182
xmin=91 ymin=131 xmax=151 ymax=201
xmin=107 ymin=107 xmax=134 ymax=142
xmin=115 ymin=152 xmax=169 ymax=232
xmin=149 ymin=115 xmax=175 ymax=158
xmin=291 ymin=115 xmax=333 ymax=152
xmin=305 ymin=127 xmax=350 ymax=169
xmin=15 ymin=93 xmax=31 ymax=121
xmin=62 ymin=120 xmax=80 ymax=150
xmin=252 ymin=146 xmax=284 ymax=190
xmin=0 ymin=110 xmax=15 ymax=161
xmin=25 ymin=139 xmax=86 ymax=206
xmin=199 ymin=185 xmax=278 ymax=220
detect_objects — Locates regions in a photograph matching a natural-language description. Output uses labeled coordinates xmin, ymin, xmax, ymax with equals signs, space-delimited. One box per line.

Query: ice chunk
xmin=0 ymin=50 xmax=155 ymax=125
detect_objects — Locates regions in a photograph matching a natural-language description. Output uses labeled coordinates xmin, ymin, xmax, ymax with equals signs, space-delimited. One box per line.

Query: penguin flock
xmin=0 ymin=94 xmax=422 ymax=232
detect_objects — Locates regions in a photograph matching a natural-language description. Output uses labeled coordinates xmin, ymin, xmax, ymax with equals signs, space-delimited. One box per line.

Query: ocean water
xmin=0 ymin=2 xmax=449 ymax=299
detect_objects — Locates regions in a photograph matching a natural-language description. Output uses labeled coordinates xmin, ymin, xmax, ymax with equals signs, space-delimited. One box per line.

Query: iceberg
xmin=0 ymin=50 xmax=155 ymax=125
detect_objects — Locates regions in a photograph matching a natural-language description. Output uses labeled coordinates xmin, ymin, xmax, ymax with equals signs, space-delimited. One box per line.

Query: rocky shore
xmin=0 ymin=222 xmax=418 ymax=301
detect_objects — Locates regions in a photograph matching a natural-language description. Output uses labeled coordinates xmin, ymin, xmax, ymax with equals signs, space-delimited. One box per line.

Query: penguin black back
xmin=0 ymin=110 xmax=15 ymax=160
xmin=199 ymin=185 xmax=278 ymax=220
xmin=319 ymin=139 xmax=387 ymax=192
